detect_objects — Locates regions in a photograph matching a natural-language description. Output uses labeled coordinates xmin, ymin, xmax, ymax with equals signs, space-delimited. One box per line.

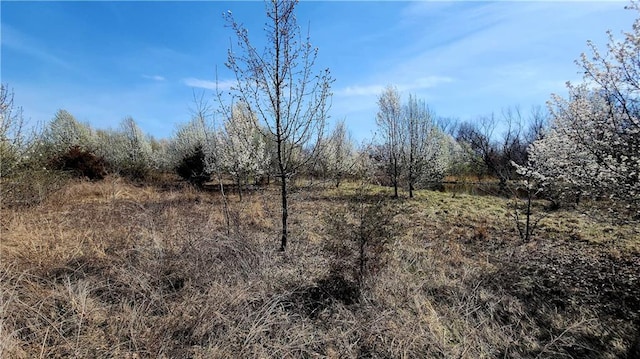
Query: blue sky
xmin=1 ymin=1 xmax=635 ymax=142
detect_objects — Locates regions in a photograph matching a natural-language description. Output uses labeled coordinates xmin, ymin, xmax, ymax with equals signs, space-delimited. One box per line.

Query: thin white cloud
xmin=182 ymin=77 xmax=236 ymax=91
xmin=335 ymin=84 xmax=386 ymax=97
xmin=1 ymin=24 xmax=74 ymax=71
xmin=142 ymin=75 xmax=165 ymax=81
xmin=400 ymin=76 xmax=454 ymax=91
xmin=358 ymin=1 xmax=631 ymax=122
xmin=335 ymin=76 xmax=453 ymax=97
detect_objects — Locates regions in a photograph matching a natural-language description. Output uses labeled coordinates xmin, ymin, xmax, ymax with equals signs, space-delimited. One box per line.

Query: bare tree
xmin=456 ymin=109 xmax=529 ymax=193
xmin=524 ymin=105 xmax=548 ymax=146
xmin=376 ymin=86 xmax=403 ymax=198
xmin=224 ymin=0 xmax=332 ymax=251
xmin=455 ymin=117 xmax=496 ymax=179
xmin=0 ymin=85 xmax=30 ymax=177
xmin=435 ymin=116 xmax=459 ymax=137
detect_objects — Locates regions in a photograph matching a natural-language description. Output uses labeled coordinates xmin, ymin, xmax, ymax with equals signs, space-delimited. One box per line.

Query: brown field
xmin=1 ymin=176 xmax=639 ymax=358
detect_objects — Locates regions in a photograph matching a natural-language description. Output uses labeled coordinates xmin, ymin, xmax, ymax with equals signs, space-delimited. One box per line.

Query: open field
xmin=1 ymin=176 xmax=639 ymax=358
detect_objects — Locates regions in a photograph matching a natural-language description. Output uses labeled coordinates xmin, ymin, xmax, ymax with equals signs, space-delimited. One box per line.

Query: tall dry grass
xmin=0 ymin=176 xmax=638 ymax=358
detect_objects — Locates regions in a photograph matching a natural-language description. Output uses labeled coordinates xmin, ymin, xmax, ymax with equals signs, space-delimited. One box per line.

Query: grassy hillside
xmin=1 ymin=176 xmax=638 ymax=358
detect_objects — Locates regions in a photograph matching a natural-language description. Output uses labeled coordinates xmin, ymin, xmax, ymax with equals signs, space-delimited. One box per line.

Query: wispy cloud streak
xmin=142 ymin=75 xmax=165 ymax=81
xmin=182 ymin=77 xmax=235 ymax=91
xmin=336 ymin=76 xmax=453 ymax=97
xmin=1 ymin=24 xmax=74 ymax=71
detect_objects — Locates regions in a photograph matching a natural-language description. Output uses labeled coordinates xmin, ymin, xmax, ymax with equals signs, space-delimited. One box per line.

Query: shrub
xmin=0 ymin=168 xmax=69 ymax=208
xmin=1 ymin=84 xmax=36 ymax=179
xmin=49 ymin=146 xmax=106 ymax=180
xmin=323 ymin=195 xmax=396 ymax=288
xmin=175 ymin=145 xmax=210 ymax=187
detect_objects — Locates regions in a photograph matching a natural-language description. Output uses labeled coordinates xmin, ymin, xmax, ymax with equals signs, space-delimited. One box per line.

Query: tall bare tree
xmin=224 ymin=0 xmax=332 ymax=251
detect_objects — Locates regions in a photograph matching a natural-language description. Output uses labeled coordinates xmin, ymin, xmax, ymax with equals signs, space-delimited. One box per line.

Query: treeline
xmin=2 ymin=2 xmax=638 ymax=219
xmin=0 ymin=85 xmax=541 ymax=193
xmin=0 ymin=65 xmax=637 ymax=214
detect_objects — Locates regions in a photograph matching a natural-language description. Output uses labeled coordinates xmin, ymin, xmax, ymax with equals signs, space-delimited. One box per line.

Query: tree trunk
xmin=358 ymin=203 xmax=366 ymax=286
xmin=499 ymin=176 xmax=508 ymax=196
xmin=275 ymin=5 xmax=288 ymax=252
xmin=525 ymin=189 xmax=532 ymax=241
xmin=217 ymin=172 xmax=231 ymax=235
xmin=224 ymin=0 xmax=331 ymax=251
xmin=409 ymin=162 xmax=414 ymax=199
xmin=279 ymin=171 xmax=288 ymax=251
xmin=393 ymin=156 xmax=399 ymax=198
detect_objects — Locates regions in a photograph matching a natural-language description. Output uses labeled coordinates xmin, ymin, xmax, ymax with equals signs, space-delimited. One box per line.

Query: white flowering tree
xmin=421 ymin=130 xmax=453 ymax=188
xmin=376 ymin=86 xmax=403 ymax=198
xmin=42 ymin=109 xmax=94 ymax=155
xmin=94 ymin=117 xmax=153 ymax=179
xmin=440 ymin=131 xmax=469 ymax=178
xmin=171 ymin=117 xmax=208 ymax=164
xmin=220 ymin=101 xmax=267 ymax=199
xmin=168 ymin=103 xmax=220 ymax=187
xmin=148 ymin=136 xmax=171 ymax=173
xmin=402 ymin=95 xmax=449 ymax=197
xmin=377 ymin=90 xmax=451 ymax=197
xmin=323 ymin=119 xmax=356 ymax=188
xmin=93 ymin=129 xmax=120 ymax=169
xmin=523 ymin=4 xmax=640 ymax=212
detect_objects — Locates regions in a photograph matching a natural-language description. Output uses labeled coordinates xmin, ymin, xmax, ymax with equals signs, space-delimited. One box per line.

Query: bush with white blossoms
xmin=41 ymin=109 xmax=94 ymax=156
xmin=321 ymin=119 xmax=357 ymax=188
xmin=170 ymin=117 xmax=209 ymax=166
xmin=94 ymin=117 xmax=153 ymax=179
xmin=219 ymin=102 xmax=267 ymax=193
xmin=415 ymin=128 xmax=453 ymax=189
xmin=148 ymin=136 xmax=171 ymax=172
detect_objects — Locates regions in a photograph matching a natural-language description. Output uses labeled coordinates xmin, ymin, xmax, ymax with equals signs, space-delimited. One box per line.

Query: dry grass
xmin=1 ymin=176 xmax=638 ymax=358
